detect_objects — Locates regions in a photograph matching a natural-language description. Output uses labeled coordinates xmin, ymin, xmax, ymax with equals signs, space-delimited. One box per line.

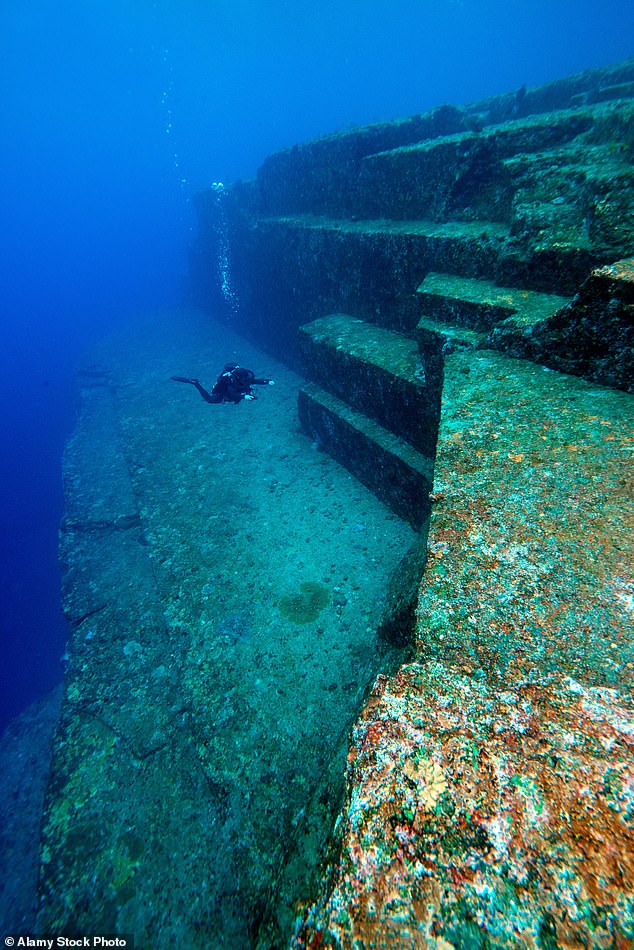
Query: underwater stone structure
xmin=36 ymin=59 xmax=633 ymax=949
xmin=190 ymin=59 xmax=634 ymax=947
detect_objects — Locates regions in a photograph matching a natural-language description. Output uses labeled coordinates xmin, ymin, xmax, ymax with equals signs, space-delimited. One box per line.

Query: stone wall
xmin=191 ymin=58 xmax=634 ymax=385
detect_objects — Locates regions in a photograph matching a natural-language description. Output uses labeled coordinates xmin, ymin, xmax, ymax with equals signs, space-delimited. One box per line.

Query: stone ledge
xmin=489 ymin=257 xmax=634 ymax=392
xmin=417 ymin=271 xmax=569 ymax=332
xmin=298 ymin=383 xmax=434 ymax=529
xmin=262 ymin=214 xmax=510 ymax=243
xmin=299 ymin=314 xmax=441 ymax=454
xmin=417 ymin=349 xmax=634 ymax=689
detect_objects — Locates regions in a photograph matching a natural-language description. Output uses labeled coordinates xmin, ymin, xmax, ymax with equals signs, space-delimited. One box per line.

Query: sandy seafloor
xmin=57 ymin=305 xmax=418 ymax=945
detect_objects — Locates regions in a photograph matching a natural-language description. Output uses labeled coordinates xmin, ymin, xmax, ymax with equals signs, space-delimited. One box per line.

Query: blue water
xmin=1 ymin=0 xmax=632 ymax=733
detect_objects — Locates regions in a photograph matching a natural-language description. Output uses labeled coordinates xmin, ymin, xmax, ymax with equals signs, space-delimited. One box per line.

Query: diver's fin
xmin=171 ymin=376 xmax=196 ymax=384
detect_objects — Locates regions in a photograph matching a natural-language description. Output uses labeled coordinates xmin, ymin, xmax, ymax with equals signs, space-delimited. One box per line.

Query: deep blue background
xmin=1 ymin=0 xmax=632 ymax=732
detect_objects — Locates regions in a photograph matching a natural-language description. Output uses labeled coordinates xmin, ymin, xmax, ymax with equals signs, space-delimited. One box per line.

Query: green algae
xmin=278 ymin=582 xmax=330 ymax=623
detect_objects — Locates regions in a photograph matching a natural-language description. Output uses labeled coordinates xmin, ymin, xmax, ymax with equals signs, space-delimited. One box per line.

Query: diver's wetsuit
xmin=171 ymin=364 xmax=272 ymax=404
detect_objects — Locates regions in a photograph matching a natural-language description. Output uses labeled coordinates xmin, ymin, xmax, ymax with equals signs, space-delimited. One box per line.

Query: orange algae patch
xmin=595 ymin=257 xmax=634 ymax=282
xmin=293 ymin=663 xmax=634 ymax=948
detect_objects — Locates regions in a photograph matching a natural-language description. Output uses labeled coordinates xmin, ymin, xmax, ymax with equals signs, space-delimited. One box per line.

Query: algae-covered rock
xmin=279 ymin=582 xmax=330 ymax=624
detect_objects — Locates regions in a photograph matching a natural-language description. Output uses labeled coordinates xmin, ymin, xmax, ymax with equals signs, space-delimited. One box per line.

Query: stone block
xmin=489 ymin=257 xmax=634 ymax=391
xmin=299 ymin=313 xmax=442 ymax=455
xmin=298 ymin=383 xmax=433 ymax=529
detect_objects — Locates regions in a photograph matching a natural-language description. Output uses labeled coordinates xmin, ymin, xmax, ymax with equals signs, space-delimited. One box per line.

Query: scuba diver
xmin=171 ymin=364 xmax=274 ymax=404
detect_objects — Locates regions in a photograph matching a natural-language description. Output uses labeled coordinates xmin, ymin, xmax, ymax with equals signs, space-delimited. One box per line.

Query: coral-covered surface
xmin=294 ymin=664 xmax=634 ymax=948
xmin=294 ymin=351 xmax=634 ymax=947
xmin=415 ymin=351 xmax=633 ymax=691
xmin=596 ymin=257 xmax=634 ymax=285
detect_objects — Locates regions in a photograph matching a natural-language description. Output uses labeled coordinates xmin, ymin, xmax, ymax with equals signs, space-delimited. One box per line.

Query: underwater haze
xmin=1 ymin=0 xmax=633 ymax=733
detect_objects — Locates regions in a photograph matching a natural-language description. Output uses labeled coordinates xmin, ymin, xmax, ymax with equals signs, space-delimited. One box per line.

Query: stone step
xmin=586 ymin=79 xmax=634 ymax=103
xmin=251 ymin=65 xmax=634 ymax=221
xmin=298 ymin=314 xmax=442 ymax=455
xmin=369 ymin=105 xmax=598 ymax=166
xmin=356 ymin=107 xmax=597 ymax=221
xmin=261 ymin=215 xmax=509 ymax=276
xmin=502 ymin=133 xmax=634 ymax=261
xmin=263 ymin=213 xmax=510 ymax=240
xmin=416 ymin=271 xmax=569 ymax=332
xmin=297 ymin=383 xmax=434 ymax=530
xmin=503 ymin=141 xmax=634 ymax=185
xmin=415 ymin=262 xmax=634 ymax=391
xmin=255 ymin=216 xmax=510 ymax=337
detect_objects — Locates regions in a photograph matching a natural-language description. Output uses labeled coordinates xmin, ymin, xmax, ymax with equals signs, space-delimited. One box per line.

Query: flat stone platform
xmin=419 ymin=350 xmax=633 ymax=689
xmin=294 ymin=352 xmax=634 ymax=947
xmin=37 ymin=309 xmax=418 ymax=948
xmin=264 ymin=215 xmax=510 ymax=241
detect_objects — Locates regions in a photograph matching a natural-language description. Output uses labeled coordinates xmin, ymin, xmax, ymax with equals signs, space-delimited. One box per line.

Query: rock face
xmin=188 ymin=59 xmax=634 ymax=947
xmin=495 ymin=257 xmax=634 ymax=390
xmin=293 ymin=664 xmax=634 ymax=948
xmin=0 ymin=687 xmax=62 ymax=933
